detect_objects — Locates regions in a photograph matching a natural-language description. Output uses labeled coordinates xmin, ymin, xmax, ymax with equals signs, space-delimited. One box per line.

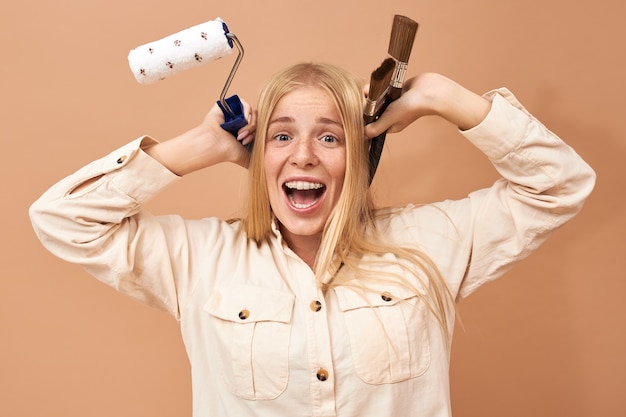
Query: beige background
xmin=2 ymin=0 xmax=624 ymax=416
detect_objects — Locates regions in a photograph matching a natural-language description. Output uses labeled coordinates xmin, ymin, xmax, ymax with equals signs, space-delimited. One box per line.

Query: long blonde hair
xmin=243 ymin=63 xmax=454 ymax=340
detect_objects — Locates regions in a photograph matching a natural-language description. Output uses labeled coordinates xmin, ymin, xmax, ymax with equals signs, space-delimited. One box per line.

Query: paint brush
xmin=364 ymin=57 xmax=396 ymax=124
xmin=387 ymin=15 xmax=418 ymax=101
xmin=367 ymin=15 xmax=419 ymax=184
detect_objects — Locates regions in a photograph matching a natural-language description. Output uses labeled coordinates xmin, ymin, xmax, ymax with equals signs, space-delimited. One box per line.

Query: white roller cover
xmin=128 ymin=18 xmax=233 ymax=84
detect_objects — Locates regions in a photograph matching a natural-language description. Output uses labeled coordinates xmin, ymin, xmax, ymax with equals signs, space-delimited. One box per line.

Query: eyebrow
xmin=268 ymin=116 xmax=343 ymax=128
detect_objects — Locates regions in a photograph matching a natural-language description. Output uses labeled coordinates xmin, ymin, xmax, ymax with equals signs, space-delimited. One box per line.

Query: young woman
xmin=30 ymin=63 xmax=595 ymax=416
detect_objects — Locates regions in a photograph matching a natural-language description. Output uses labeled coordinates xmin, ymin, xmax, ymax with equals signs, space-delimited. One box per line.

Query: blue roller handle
xmin=217 ymin=94 xmax=247 ymax=135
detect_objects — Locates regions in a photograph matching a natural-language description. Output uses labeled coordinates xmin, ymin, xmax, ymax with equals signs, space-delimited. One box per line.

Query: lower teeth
xmin=289 ymin=196 xmax=317 ymax=209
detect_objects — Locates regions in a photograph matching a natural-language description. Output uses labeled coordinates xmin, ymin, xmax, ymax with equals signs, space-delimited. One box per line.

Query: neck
xmin=281 ymin=227 xmax=322 ymax=270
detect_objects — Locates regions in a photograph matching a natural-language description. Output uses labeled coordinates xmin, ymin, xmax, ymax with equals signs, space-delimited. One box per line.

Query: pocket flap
xmin=334 ymin=282 xmax=419 ymax=312
xmin=204 ymin=285 xmax=295 ymax=324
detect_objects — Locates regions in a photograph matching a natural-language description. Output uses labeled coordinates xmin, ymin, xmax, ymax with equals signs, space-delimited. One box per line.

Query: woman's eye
xmin=274 ymin=134 xmax=290 ymax=142
xmin=321 ymin=135 xmax=337 ymax=143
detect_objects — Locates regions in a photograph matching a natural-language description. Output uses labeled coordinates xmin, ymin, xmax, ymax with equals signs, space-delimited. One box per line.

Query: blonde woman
xmin=30 ymin=63 xmax=595 ymax=416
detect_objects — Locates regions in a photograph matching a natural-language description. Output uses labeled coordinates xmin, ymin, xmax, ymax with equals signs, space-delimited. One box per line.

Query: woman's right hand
xmin=144 ymin=99 xmax=257 ymax=176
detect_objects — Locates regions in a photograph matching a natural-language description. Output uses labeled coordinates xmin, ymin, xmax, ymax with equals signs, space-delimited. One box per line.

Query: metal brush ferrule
xmin=364 ymin=99 xmax=379 ymax=117
xmin=391 ymin=61 xmax=408 ymax=88
xmin=363 ymin=95 xmax=389 ymax=123
xmin=364 ymin=86 xmax=390 ymax=118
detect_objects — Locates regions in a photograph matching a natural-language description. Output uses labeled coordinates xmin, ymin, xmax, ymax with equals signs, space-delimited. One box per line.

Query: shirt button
xmin=117 ymin=155 xmax=127 ymax=164
xmin=381 ymin=292 xmax=393 ymax=302
xmin=316 ymin=368 xmax=329 ymax=381
xmin=310 ymin=300 xmax=322 ymax=312
xmin=238 ymin=309 xmax=250 ymax=320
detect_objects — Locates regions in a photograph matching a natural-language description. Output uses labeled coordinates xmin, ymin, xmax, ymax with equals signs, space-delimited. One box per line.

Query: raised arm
xmin=370 ymin=73 xmax=596 ymax=299
xmin=29 ymin=102 xmax=256 ymax=317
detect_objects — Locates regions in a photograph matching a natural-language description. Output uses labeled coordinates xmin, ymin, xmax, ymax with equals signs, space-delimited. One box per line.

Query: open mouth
xmin=283 ymin=181 xmax=326 ymax=209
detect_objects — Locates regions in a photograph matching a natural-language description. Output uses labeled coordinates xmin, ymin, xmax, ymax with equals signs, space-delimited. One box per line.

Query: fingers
xmin=364 ymin=102 xmax=408 ymax=139
xmin=364 ymin=120 xmax=385 ymax=140
xmin=236 ymin=99 xmax=257 ymax=146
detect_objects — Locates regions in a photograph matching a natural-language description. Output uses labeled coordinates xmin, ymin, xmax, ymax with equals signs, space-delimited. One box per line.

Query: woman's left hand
xmin=364 ymin=73 xmax=491 ymax=139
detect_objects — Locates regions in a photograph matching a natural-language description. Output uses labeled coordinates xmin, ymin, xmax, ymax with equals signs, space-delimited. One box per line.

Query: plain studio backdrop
xmin=2 ymin=0 xmax=624 ymax=416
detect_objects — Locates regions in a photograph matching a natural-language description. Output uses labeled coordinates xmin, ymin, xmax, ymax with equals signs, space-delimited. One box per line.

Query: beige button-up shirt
xmin=30 ymin=89 xmax=595 ymax=417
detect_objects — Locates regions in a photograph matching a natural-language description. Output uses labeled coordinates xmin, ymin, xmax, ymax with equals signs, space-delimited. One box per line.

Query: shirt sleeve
xmin=455 ymin=88 xmax=596 ymax=298
xmin=385 ymin=88 xmax=595 ymax=300
xmin=29 ymin=136 xmax=191 ymax=317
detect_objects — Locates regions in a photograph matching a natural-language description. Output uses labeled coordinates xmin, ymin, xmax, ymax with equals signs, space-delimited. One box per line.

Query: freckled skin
xmin=264 ymin=86 xmax=347 ymax=262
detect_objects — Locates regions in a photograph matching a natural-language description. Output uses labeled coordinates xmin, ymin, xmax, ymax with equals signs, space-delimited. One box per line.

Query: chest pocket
xmin=334 ymin=281 xmax=431 ymax=384
xmin=204 ymin=285 xmax=295 ymax=400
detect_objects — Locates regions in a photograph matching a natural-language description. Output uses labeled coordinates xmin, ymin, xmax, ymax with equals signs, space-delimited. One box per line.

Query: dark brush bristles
xmin=388 ymin=15 xmax=418 ymax=62
xmin=368 ymin=57 xmax=396 ymax=101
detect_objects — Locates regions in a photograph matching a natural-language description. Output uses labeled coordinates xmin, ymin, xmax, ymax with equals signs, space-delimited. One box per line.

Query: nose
xmin=289 ymin=138 xmax=318 ymax=167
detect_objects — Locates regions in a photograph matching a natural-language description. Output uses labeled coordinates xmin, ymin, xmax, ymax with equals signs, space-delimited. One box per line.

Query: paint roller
xmin=127 ymin=18 xmax=247 ymax=136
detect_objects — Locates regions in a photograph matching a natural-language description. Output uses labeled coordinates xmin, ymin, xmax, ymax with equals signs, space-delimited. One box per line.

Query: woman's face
xmin=264 ymin=85 xmax=347 ymax=243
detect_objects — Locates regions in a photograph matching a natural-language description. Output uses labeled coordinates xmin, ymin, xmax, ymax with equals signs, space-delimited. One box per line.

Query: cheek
xmin=263 ymin=153 xmax=282 ymax=195
xmin=333 ymin=152 xmax=348 ymax=188
xmin=263 ymin=151 xmax=277 ymax=180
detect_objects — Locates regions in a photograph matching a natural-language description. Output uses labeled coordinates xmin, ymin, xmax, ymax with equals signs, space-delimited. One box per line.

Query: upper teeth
xmin=285 ymin=181 xmax=324 ymax=190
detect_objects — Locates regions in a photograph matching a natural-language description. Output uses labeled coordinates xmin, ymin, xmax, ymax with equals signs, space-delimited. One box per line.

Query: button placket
xmin=283 ymin=256 xmax=336 ymax=414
